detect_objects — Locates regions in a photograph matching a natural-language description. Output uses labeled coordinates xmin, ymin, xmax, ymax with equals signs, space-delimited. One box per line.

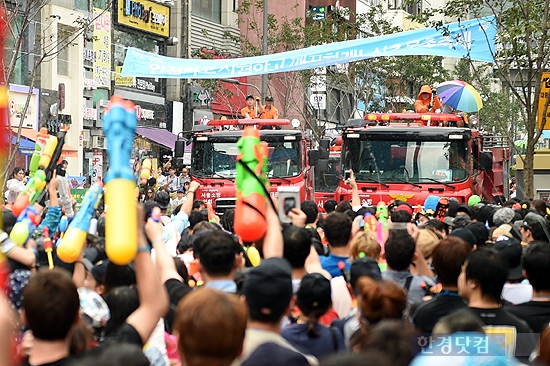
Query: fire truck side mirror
xmin=479 ymin=151 xmax=493 ymax=171
xmin=308 ymin=150 xmax=320 ymax=166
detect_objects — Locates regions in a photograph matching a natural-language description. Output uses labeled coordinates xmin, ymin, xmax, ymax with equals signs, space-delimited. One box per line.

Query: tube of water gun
xmin=42 ymin=226 xmax=54 ymax=270
xmin=58 ymin=215 xmax=69 ymax=239
xmin=103 ymin=96 xmax=137 ymax=265
xmin=56 ymin=183 xmax=103 ymax=263
xmin=57 ymin=175 xmax=74 ymax=218
xmin=151 ymin=206 xmax=161 ymax=222
xmin=29 ymin=127 xmax=50 ymax=177
xmin=140 ymin=158 xmax=152 ymax=186
xmin=234 ymin=127 xmax=269 ymax=243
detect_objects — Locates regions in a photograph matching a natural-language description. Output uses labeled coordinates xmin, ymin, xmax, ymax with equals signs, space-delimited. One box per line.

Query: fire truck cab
xmin=333 ymin=113 xmax=510 ymax=206
xmin=188 ymin=119 xmax=318 ymax=215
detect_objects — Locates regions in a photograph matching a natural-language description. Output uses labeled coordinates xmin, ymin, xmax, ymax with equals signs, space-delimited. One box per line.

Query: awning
xmin=135 ymin=127 xmax=177 ymax=150
xmin=11 ymin=127 xmax=79 ymax=158
xmin=4 ymin=135 xmax=35 ymax=156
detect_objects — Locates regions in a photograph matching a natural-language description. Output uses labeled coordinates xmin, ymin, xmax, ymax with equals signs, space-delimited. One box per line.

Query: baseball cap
xmin=449 ymin=228 xmax=476 ymax=247
xmin=90 ymin=260 xmax=109 ymax=285
xmin=468 ymin=195 xmax=481 ymax=206
xmin=154 ymin=191 xmax=171 ymax=210
xmin=492 ymin=236 xmax=523 ymax=280
xmin=523 ymin=212 xmax=546 ymax=230
xmin=244 ymin=258 xmax=293 ymax=323
xmin=395 ymin=204 xmax=413 ymax=216
xmin=424 ymin=196 xmax=440 ymax=212
xmin=265 ymin=96 xmax=274 ymax=101
xmin=416 ymin=229 xmax=440 ymax=259
xmin=296 ymin=273 xmax=331 ymax=311
xmin=177 ymin=188 xmax=185 ymax=194
xmin=246 ymin=94 xmax=254 ymax=100
xmin=350 ymin=257 xmax=382 ymax=289
xmin=457 ymin=204 xmax=474 ymax=218
xmin=493 ymin=207 xmax=515 ymax=226
xmin=443 ymin=216 xmax=455 ymax=227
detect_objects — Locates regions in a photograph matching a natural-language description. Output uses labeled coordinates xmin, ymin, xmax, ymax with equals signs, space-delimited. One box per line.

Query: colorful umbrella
xmin=436 ymin=80 xmax=483 ymax=112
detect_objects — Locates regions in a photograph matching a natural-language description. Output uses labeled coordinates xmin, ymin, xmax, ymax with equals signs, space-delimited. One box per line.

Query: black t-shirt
xmin=411 ymin=292 xmax=468 ymax=333
xmin=241 ymin=342 xmax=310 ymax=366
xmin=164 ymin=278 xmax=193 ymax=332
xmin=469 ymin=307 xmax=536 ymax=359
xmin=506 ymin=301 xmax=550 ymax=333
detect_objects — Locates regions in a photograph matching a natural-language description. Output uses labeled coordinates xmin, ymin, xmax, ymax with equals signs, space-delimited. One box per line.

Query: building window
xmin=192 ymin=0 xmax=221 ymax=23
xmin=57 ymin=24 xmax=74 ymax=76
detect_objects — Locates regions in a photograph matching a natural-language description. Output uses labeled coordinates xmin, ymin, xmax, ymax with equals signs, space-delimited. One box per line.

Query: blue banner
xmin=121 ymin=17 xmax=496 ymax=79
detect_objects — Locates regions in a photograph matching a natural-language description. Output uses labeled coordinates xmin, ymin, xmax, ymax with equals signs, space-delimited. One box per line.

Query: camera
xmin=277 ymin=187 xmax=301 ymax=224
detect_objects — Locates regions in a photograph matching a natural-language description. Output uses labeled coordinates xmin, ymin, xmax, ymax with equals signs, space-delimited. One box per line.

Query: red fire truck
xmin=331 ymin=113 xmax=511 ymax=206
xmin=188 ymin=119 xmax=319 ymax=215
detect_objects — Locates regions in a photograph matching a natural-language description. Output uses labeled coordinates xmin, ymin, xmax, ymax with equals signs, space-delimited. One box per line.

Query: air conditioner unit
xmin=92 ymin=136 xmax=105 ymax=149
xmin=99 ymin=100 xmax=109 ymax=108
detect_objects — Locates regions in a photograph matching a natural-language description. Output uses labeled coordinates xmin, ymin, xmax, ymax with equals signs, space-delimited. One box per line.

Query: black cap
xmin=244 ymin=258 xmax=293 ymax=322
xmin=350 ymin=257 xmax=382 ymax=289
xmin=296 ymin=273 xmax=331 ymax=311
xmin=90 ymin=260 xmax=109 ymax=285
xmin=154 ymin=191 xmax=171 ymax=210
xmin=493 ymin=237 xmax=523 ymax=280
xmin=265 ymin=96 xmax=274 ymax=101
xmin=457 ymin=204 xmax=474 ymax=218
xmin=246 ymin=94 xmax=254 ymax=100
xmin=449 ymin=228 xmax=476 ymax=247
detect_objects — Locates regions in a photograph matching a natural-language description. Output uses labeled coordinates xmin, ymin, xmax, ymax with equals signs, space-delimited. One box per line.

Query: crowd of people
xmin=3 ymin=164 xmax=550 ymax=366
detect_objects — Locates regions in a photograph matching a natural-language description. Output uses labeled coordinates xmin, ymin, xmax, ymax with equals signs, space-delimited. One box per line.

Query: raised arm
xmin=349 ymin=169 xmax=361 ymax=209
xmin=146 ymin=210 xmax=183 ymax=284
xmin=261 ymin=197 xmax=283 ymax=259
xmin=125 ymin=205 xmax=169 ymax=345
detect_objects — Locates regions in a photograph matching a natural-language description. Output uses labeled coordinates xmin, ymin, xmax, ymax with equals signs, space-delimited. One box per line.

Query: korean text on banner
xmin=93 ymin=8 xmax=111 ymax=89
xmin=539 ymin=73 xmax=550 ymax=130
xmin=121 ymin=17 xmax=496 ymax=79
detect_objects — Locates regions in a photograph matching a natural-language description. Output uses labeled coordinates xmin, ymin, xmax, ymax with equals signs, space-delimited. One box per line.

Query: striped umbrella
xmin=436 ymin=80 xmax=483 ymax=112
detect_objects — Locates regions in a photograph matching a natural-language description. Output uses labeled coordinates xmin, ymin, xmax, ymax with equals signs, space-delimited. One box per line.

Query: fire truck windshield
xmin=192 ymin=140 xmax=302 ymax=178
xmin=315 ymin=156 xmax=340 ymax=192
xmin=342 ymin=139 xmax=468 ymax=183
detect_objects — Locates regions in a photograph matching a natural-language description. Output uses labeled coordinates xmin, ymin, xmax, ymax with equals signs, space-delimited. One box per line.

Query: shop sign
xmin=117 ymin=0 xmax=170 ymax=37
xmin=83 ymin=107 xmax=97 ymax=120
xmin=115 ymin=65 xmax=135 ymax=86
xmin=93 ymin=8 xmax=112 ymax=89
xmin=91 ymin=151 xmax=103 ymax=182
xmin=135 ymin=105 xmax=155 ymax=120
xmin=8 ymin=84 xmax=39 ymax=129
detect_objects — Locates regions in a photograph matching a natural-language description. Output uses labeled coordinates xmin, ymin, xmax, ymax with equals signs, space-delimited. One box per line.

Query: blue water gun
xmin=56 ymin=183 xmax=103 ymax=263
xmin=102 ymin=95 xmax=138 ymax=265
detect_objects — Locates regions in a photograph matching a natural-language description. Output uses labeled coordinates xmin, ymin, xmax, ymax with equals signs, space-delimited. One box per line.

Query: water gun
xmin=58 ymin=215 xmax=69 ymax=238
xmin=12 ymin=130 xmax=67 ymax=217
xmin=102 ymin=95 xmax=138 ymax=265
xmin=362 ymin=212 xmax=378 ymax=232
xmin=29 ymin=127 xmax=49 ymax=177
xmin=9 ymin=205 xmax=41 ymax=246
xmin=234 ymin=127 xmax=269 ymax=243
xmin=42 ymin=226 xmax=54 ymax=270
xmin=375 ymin=201 xmax=389 ymax=247
xmin=140 ymin=158 xmax=152 ymax=186
xmin=57 ymin=183 xmax=103 ymax=263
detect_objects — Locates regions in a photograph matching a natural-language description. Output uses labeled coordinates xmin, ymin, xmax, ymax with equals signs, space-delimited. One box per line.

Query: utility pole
xmin=261 ymin=0 xmax=268 ymax=100
xmin=181 ymin=0 xmax=192 ymax=131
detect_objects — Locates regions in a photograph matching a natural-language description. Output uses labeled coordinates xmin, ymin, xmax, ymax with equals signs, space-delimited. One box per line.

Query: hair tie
xmin=358 ymin=252 xmax=366 ymax=258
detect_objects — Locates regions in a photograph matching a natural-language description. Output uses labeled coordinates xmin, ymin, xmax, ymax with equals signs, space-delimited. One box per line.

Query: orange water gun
xmin=234 ymin=127 xmax=269 ymax=243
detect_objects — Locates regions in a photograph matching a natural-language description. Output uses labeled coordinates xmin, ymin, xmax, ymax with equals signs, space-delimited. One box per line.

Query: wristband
xmin=1 ymin=236 xmax=17 ymax=255
xmin=152 ymin=237 xmax=163 ymax=246
xmin=138 ymin=244 xmax=151 ymax=253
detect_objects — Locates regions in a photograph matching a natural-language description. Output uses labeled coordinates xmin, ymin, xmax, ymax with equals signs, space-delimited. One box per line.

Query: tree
xmin=218 ymin=1 xmax=451 ymax=140
xmin=407 ymin=0 xmax=550 ymax=198
xmin=1 ymin=1 xmax=109 ymax=189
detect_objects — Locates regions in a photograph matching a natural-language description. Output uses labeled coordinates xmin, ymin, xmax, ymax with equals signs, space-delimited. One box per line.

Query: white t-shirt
xmin=502 ymin=283 xmax=533 ymax=305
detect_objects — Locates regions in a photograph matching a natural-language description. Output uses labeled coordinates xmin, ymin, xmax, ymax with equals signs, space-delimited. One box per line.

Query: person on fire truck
xmin=414 ymin=85 xmax=442 ymax=114
xmin=241 ymin=94 xmax=263 ymax=119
